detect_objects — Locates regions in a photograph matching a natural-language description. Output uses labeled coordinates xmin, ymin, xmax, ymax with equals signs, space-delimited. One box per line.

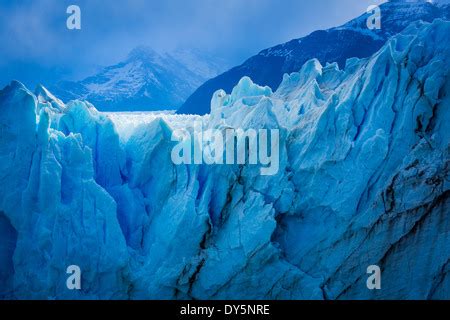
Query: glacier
xmin=0 ymin=20 xmax=449 ymax=300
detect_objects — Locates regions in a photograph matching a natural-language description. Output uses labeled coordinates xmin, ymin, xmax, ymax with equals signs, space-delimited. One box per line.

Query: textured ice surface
xmin=106 ymin=112 xmax=207 ymax=143
xmin=0 ymin=20 xmax=449 ymax=299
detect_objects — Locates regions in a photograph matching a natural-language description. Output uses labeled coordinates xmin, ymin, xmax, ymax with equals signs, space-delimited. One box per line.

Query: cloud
xmin=0 ymin=0 xmax=397 ymax=86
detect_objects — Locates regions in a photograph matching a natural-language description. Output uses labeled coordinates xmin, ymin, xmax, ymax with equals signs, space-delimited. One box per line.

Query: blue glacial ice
xmin=0 ymin=20 xmax=449 ymax=299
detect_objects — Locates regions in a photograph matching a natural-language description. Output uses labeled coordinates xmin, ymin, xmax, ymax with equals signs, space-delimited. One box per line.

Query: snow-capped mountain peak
xmin=50 ymin=47 xmax=229 ymax=111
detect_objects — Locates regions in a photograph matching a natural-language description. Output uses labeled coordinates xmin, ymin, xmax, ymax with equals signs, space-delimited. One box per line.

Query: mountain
xmin=50 ymin=47 xmax=228 ymax=111
xmin=0 ymin=19 xmax=449 ymax=299
xmin=178 ymin=0 xmax=450 ymax=115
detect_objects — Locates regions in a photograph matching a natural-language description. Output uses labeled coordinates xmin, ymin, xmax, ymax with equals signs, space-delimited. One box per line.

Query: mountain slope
xmin=178 ymin=0 xmax=450 ymax=115
xmin=0 ymin=19 xmax=449 ymax=299
xmin=50 ymin=47 xmax=227 ymax=111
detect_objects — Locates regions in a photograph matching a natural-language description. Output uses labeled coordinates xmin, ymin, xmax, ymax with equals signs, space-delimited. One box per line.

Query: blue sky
xmin=1 ymin=0 xmax=445 ymax=88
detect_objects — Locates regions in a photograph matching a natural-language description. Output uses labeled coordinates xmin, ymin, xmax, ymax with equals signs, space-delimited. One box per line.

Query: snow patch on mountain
xmin=50 ymin=47 xmax=229 ymax=112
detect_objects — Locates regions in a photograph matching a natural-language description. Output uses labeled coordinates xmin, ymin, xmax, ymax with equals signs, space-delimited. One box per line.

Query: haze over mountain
xmin=50 ymin=47 xmax=229 ymax=111
xmin=178 ymin=0 xmax=450 ymax=115
xmin=3 ymin=0 xmax=395 ymax=91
